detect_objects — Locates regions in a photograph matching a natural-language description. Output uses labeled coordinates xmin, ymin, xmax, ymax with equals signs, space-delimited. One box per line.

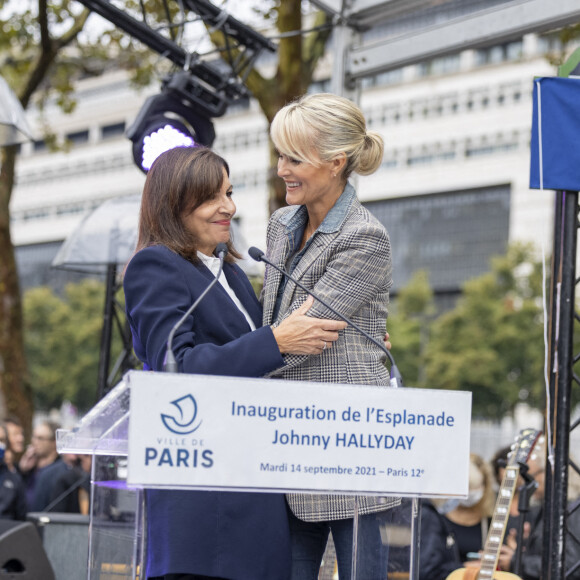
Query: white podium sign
xmin=127 ymin=371 xmax=471 ymax=497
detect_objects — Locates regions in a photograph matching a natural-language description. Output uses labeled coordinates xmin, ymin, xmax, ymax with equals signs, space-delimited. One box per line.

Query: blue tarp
xmin=530 ymin=76 xmax=580 ymax=192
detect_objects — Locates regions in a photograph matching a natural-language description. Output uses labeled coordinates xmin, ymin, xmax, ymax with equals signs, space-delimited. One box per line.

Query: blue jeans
xmin=287 ymin=508 xmax=389 ymax=580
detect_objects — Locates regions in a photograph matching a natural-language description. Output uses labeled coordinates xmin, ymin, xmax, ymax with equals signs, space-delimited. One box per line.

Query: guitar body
xmin=446 ymin=567 xmax=521 ymax=580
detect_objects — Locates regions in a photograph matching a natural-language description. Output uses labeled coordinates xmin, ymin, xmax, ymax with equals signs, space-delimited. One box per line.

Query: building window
xmin=537 ymin=33 xmax=563 ymax=57
xmin=417 ymin=54 xmax=460 ymax=77
xmin=466 ymin=135 xmax=518 ymax=158
xmin=15 ymin=241 xmax=94 ymax=293
xmin=101 ymin=122 xmax=126 ymax=140
xmin=309 ymin=79 xmax=332 ymax=94
xmin=66 ymin=129 xmax=89 ymax=145
xmin=33 ymin=139 xmax=47 ymax=152
xmin=227 ymin=96 xmax=251 ymax=114
xmin=475 ymin=40 xmax=523 ymax=66
xmin=362 ymin=68 xmax=404 ymax=89
xmin=364 ymin=186 xmax=511 ymax=296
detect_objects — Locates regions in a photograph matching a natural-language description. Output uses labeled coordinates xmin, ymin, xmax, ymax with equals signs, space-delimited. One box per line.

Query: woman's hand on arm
xmin=272 ymin=296 xmax=347 ymax=355
xmin=384 ymin=332 xmax=391 ymax=350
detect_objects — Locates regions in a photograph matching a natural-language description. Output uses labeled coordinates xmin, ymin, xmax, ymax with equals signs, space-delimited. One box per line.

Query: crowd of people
xmin=4 ymin=410 xmax=578 ymax=579
xmin=0 ymin=416 xmax=91 ymax=521
xmin=419 ymin=441 xmax=580 ymax=580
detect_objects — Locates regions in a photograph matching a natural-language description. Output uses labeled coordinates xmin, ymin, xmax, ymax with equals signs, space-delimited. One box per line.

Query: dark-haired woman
xmin=123 ymin=146 xmax=346 ymax=580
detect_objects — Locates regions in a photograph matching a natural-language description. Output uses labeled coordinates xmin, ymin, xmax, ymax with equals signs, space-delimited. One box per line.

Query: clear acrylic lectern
xmin=57 ymin=370 xmax=431 ymax=580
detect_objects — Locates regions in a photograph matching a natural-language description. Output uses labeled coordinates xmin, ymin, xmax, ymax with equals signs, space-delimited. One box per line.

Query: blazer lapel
xmin=223 ymin=265 xmax=263 ymax=329
xmin=262 ymin=229 xmax=290 ymax=325
xmin=276 ymin=232 xmax=336 ymax=322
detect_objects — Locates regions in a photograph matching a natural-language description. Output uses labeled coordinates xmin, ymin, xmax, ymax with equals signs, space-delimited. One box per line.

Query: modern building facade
xmin=10 ymin=31 xmax=562 ymax=302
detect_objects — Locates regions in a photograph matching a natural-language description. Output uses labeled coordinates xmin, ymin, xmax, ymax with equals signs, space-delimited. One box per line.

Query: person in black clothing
xmin=496 ymin=443 xmax=580 ymax=579
xmin=44 ymin=454 xmax=91 ymax=513
xmin=0 ymin=423 xmax=27 ymax=520
xmin=419 ymin=453 xmax=495 ymax=580
xmin=3 ymin=415 xmax=24 ymax=471
xmin=18 ymin=420 xmax=61 ymax=509
xmin=418 ymin=499 xmax=463 ymax=580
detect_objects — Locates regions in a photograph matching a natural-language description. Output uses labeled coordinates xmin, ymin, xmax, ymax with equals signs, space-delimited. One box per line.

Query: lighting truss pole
xmin=541 ymin=48 xmax=580 ymax=580
xmin=545 ymin=189 xmax=577 ymax=580
xmin=330 ymin=21 xmax=360 ymax=100
xmin=75 ymin=0 xmax=276 ymax=114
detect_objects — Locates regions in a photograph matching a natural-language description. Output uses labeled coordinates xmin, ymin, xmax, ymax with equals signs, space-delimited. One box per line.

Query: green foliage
xmin=23 ymin=279 xmax=114 ymax=413
xmin=423 ymin=243 xmax=547 ymax=418
xmin=544 ymin=25 xmax=580 ymax=68
xmin=388 ymin=270 xmax=435 ymax=387
xmin=248 ymin=276 xmax=264 ymax=299
xmin=0 ymin=0 xmax=161 ymax=129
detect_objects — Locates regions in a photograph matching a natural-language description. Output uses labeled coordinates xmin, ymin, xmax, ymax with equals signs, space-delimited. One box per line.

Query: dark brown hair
xmin=2 ymin=415 xmax=22 ymax=428
xmin=0 ymin=423 xmax=11 ymax=453
xmin=136 ymin=146 xmax=240 ymax=263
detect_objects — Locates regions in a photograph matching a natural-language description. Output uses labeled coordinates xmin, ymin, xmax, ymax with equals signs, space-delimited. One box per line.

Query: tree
xmin=387 ymin=270 xmax=435 ymax=387
xmin=543 ymin=24 xmax=580 ymax=68
xmin=22 ymin=280 xmax=119 ymax=412
xmin=0 ymin=1 xmax=158 ymax=435
xmin=423 ymin=244 xmax=547 ymax=418
xmin=210 ymin=1 xmax=333 ymax=213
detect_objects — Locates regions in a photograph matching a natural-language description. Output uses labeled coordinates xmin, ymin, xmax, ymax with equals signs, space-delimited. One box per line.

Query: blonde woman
xmin=261 ymin=93 xmax=398 ymax=579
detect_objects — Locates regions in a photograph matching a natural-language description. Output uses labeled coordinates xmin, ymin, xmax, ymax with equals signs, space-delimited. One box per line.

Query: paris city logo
xmin=145 ymin=392 xmax=213 ymax=470
xmin=161 ymin=394 xmax=202 ymax=435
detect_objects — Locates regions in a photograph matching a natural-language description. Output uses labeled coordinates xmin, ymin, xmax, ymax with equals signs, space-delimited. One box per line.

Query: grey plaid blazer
xmin=261 ymin=185 xmax=400 ymax=521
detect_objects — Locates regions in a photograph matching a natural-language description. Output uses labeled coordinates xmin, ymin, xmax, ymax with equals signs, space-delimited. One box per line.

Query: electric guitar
xmin=446 ymin=428 xmax=542 ymax=580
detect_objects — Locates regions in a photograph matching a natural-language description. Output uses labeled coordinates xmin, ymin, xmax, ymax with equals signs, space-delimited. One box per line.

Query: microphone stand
xmin=164 ymin=244 xmax=228 ymax=373
xmin=43 ymin=471 xmax=89 ymax=513
xmin=512 ymin=462 xmax=538 ymax=576
xmin=249 ymin=247 xmax=404 ymax=388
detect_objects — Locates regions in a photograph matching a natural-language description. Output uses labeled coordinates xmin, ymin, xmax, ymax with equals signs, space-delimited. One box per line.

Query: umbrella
xmin=0 ymin=76 xmax=32 ymax=146
xmin=51 ymin=194 xmax=262 ymax=277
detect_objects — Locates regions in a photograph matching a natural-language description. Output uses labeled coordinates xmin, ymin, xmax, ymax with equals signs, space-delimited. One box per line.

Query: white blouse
xmin=197 ymin=252 xmax=257 ymax=331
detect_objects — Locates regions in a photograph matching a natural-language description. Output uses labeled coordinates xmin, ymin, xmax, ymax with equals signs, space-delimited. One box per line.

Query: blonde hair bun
xmin=271 ymin=93 xmax=384 ymax=179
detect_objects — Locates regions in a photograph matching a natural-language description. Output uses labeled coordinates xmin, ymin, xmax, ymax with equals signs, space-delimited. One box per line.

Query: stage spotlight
xmin=127 ymin=73 xmax=217 ymax=173
xmin=136 ymin=114 xmax=196 ymax=172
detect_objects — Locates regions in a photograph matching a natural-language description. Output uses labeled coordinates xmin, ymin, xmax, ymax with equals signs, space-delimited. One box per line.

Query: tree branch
xmin=302 ymin=11 xmax=333 ymax=82
xmin=19 ymin=6 xmax=91 ymax=109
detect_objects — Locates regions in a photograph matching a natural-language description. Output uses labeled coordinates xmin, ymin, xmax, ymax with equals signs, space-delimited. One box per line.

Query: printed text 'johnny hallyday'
xmin=230 ymin=402 xmax=456 ymax=451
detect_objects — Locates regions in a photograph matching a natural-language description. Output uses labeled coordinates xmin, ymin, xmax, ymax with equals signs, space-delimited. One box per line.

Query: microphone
xmin=249 ymin=246 xmax=403 ymax=388
xmin=164 ymin=243 xmax=229 ymax=373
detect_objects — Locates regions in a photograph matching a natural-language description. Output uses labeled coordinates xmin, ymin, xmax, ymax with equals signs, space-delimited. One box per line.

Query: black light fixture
xmin=126 ymin=71 xmax=218 ymax=173
xmin=75 ymin=0 xmax=276 ymax=173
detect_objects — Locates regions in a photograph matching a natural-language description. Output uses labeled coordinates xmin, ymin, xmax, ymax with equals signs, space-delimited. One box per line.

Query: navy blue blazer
xmin=124 ymin=244 xmax=290 ymax=580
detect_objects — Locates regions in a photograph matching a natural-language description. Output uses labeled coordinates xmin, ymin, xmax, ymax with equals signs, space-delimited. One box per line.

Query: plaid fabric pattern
xmin=262 ymin=192 xmax=401 ymax=521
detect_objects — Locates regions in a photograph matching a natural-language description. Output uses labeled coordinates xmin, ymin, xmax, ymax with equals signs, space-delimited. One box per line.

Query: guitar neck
xmin=477 ymin=465 xmax=520 ymax=579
